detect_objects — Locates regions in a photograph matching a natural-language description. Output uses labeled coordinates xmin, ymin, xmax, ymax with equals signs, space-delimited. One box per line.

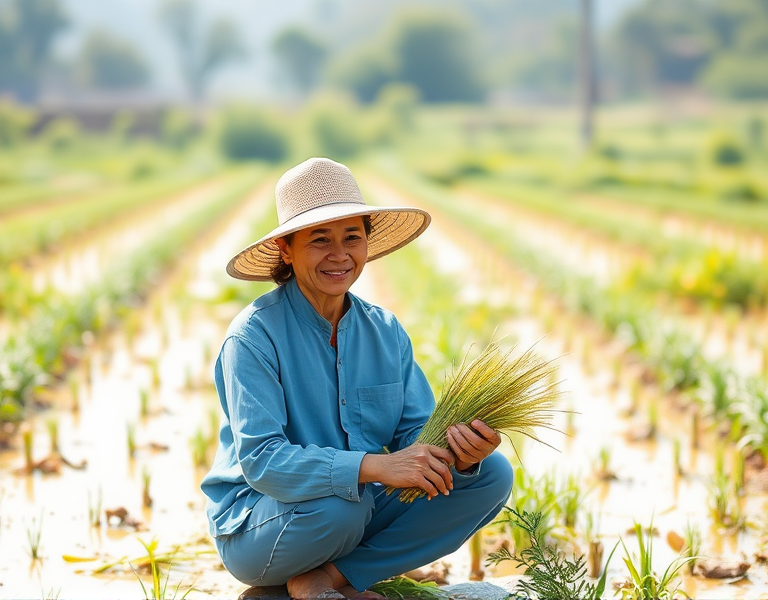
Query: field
xmin=1 ymin=103 xmax=768 ymax=599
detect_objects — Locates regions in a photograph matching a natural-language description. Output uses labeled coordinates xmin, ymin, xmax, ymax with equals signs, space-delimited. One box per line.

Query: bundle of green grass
xmin=394 ymin=341 xmax=562 ymax=503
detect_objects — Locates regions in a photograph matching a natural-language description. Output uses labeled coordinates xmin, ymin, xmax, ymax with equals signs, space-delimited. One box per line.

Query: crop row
xmin=457 ymin=179 xmax=768 ymax=310
xmin=373 ymin=163 xmax=768 ymax=462
xmin=0 ymin=169 xmax=266 ymax=424
xmin=0 ymin=170 xmax=225 ymax=267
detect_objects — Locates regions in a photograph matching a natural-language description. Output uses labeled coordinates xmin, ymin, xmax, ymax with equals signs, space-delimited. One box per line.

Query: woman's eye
xmin=311 ymin=237 xmax=330 ymax=244
xmin=346 ymin=235 xmax=362 ymax=242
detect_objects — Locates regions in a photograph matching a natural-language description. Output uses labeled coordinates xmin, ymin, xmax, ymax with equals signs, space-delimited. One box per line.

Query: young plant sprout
xmin=140 ymin=388 xmax=150 ymax=418
xmin=46 ymin=418 xmax=59 ymax=455
xmin=25 ymin=512 xmax=43 ymax=561
xmin=190 ymin=428 xmax=208 ymax=469
xmin=88 ymin=486 xmax=103 ymax=528
xmin=673 ymin=438 xmax=683 ymax=477
xmin=619 ymin=520 xmax=694 ymax=600
xmin=127 ymin=422 xmax=137 ymax=459
xmin=682 ymin=521 xmax=702 ymax=575
xmin=68 ymin=372 xmax=80 ymax=413
xmin=392 ymin=342 xmax=562 ymax=503
xmin=22 ymin=425 xmax=34 ymax=474
xmin=142 ymin=466 xmax=153 ymax=509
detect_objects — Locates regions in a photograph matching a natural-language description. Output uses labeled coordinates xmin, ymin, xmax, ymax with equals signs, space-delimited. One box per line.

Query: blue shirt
xmin=201 ymin=277 xmax=435 ymax=537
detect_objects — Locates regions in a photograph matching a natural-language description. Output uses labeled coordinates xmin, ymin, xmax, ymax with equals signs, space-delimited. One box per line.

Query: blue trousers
xmin=215 ymin=452 xmax=514 ymax=592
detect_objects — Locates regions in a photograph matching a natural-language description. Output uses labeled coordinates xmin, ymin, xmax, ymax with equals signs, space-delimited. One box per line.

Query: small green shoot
xmin=142 ymin=466 xmax=153 ymax=508
xmin=26 ymin=512 xmax=43 ymax=560
xmin=88 ymin=486 xmax=102 ymax=528
xmin=619 ymin=520 xmax=695 ymax=600
xmin=46 ymin=418 xmax=59 ymax=455
xmin=127 ymin=422 xmax=137 ymax=458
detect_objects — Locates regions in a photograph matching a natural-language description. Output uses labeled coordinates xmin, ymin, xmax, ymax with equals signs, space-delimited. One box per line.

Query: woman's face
xmin=276 ymin=216 xmax=368 ymax=308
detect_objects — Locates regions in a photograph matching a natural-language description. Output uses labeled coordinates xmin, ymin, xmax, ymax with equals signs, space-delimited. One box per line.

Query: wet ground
xmin=1 ymin=170 xmax=768 ymax=599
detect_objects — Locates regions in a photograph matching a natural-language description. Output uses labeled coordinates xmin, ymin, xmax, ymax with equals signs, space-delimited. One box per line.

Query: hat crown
xmin=275 ymin=157 xmax=365 ymax=225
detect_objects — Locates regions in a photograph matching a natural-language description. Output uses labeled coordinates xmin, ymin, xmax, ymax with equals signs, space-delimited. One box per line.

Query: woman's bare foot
xmin=286 ymin=569 xmax=344 ymax=600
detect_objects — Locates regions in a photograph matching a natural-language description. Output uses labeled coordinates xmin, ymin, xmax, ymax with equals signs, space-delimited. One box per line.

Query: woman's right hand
xmin=359 ymin=445 xmax=454 ymax=500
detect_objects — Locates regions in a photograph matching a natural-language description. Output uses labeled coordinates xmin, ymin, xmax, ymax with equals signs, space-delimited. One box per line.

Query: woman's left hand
xmin=446 ymin=419 xmax=501 ymax=472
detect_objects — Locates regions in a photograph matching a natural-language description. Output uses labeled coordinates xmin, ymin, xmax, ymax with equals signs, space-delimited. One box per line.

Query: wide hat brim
xmin=226 ymin=202 xmax=431 ymax=281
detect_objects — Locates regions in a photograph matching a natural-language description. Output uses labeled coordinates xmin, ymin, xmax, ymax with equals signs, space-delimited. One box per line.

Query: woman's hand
xmin=447 ymin=419 xmax=501 ymax=473
xmin=360 ymin=444 xmax=454 ymax=500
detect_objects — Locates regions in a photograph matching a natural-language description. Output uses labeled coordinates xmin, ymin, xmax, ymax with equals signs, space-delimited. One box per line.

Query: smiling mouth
xmin=321 ymin=269 xmax=352 ymax=276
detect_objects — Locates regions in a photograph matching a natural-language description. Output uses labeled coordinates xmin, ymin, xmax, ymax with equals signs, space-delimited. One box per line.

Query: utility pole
xmin=580 ymin=0 xmax=595 ymax=149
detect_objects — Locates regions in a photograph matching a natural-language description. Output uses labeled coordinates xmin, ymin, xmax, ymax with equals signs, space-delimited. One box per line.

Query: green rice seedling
xmin=594 ymin=445 xmax=615 ymax=480
xmin=127 ymin=422 xmax=137 ymax=458
xmin=690 ymin=410 xmax=700 ymax=449
xmin=46 ymin=418 xmax=59 ymax=455
xmin=41 ymin=586 xmax=61 ymax=600
xmin=557 ymin=472 xmax=585 ymax=529
xmin=696 ymin=364 xmax=736 ymax=419
xmin=26 ymin=512 xmax=43 ymax=560
xmin=369 ymin=576 xmax=449 ymax=600
xmin=488 ymin=509 xmax=616 ymax=600
xmin=565 ymin=404 xmax=576 ymax=437
xmin=733 ymin=448 xmax=745 ymax=496
xmin=142 ymin=466 xmax=153 ymax=508
xmin=585 ymin=511 xmax=604 ymax=578
xmin=619 ymin=520 xmax=694 ymax=600
xmin=672 ymin=438 xmax=683 ymax=477
xmin=88 ymin=486 xmax=102 ymax=528
xmin=207 ymin=407 xmax=220 ymax=448
xmin=394 ymin=342 xmax=562 ymax=503
xmin=682 ymin=521 xmax=701 ymax=575
xmin=189 ymin=428 xmax=208 ymax=469
xmin=22 ymin=425 xmax=34 ymax=474
xmin=150 ymin=359 xmax=161 ymax=389
xmin=139 ymin=388 xmax=150 ymax=419
xmin=131 ymin=538 xmax=193 ymax=600
xmin=504 ymin=468 xmax=558 ymax=552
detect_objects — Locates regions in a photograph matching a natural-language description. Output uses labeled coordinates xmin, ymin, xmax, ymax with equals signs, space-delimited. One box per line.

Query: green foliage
xmin=707 ymin=133 xmax=746 ymax=166
xmin=306 ymin=94 xmax=364 ymax=158
xmin=388 ymin=8 xmax=485 ymax=103
xmin=0 ymin=0 xmax=69 ymax=102
xmin=218 ymin=106 xmax=290 ymax=162
xmin=488 ymin=508 xmax=615 ymax=600
xmin=369 ymin=576 xmax=449 ymax=600
xmin=0 ymin=100 xmax=35 ymax=147
xmin=43 ymin=117 xmax=80 ymax=152
xmin=76 ymin=29 xmax=150 ymax=90
xmin=271 ymin=26 xmax=328 ymax=96
xmin=619 ymin=521 xmax=694 ymax=600
xmin=161 ymin=109 xmax=197 ymax=150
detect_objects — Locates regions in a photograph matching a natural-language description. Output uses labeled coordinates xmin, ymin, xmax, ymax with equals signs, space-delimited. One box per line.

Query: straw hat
xmin=226 ymin=157 xmax=431 ymax=281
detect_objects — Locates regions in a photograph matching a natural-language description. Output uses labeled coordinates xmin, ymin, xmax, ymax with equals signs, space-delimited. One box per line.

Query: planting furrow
xmin=0 ymin=176 xmax=278 ymax=599
xmin=358 ymin=173 xmax=760 ymax=597
xmin=363 ymin=168 xmax=768 ymax=472
xmin=0 ymin=171 xmax=216 ymax=267
xmin=377 ymin=163 xmax=768 ymax=381
xmin=0 ymin=168 xmax=267 ymax=418
xmin=0 ymin=176 xmax=106 ymax=216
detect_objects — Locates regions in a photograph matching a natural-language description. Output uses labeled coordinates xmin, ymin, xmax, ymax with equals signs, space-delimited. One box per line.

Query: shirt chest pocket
xmin=352 ymin=382 xmax=404 ymax=451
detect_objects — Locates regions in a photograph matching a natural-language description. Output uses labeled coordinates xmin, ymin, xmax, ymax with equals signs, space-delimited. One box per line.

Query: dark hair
xmin=270 ymin=215 xmax=373 ymax=285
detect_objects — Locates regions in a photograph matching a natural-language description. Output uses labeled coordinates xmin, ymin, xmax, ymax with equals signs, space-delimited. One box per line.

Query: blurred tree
xmin=326 ymin=43 xmax=395 ymax=103
xmin=271 ymin=26 xmax=328 ymax=97
xmin=388 ymin=9 xmax=485 ymax=103
xmin=607 ymin=0 xmax=713 ymax=97
xmin=218 ymin=105 xmax=290 ymax=162
xmin=700 ymin=0 xmax=768 ymax=99
xmin=76 ymin=30 xmax=150 ymax=90
xmin=0 ymin=0 xmax=69 ymax=102
xmin=157 ymin=0 xmax=247 ymax=103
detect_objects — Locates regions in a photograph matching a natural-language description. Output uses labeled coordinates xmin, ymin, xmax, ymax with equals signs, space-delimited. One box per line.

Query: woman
xmin=201 ymin=158 xmax=514 ymax=599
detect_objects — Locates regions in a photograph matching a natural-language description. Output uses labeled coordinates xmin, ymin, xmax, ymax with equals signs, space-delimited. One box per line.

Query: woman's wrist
xmin=359 ymin=453 xmax=385 ymax=483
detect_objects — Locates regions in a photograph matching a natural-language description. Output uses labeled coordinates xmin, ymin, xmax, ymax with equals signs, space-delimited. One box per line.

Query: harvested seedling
xmin=393 ymin=342 xmax=562 ymax=503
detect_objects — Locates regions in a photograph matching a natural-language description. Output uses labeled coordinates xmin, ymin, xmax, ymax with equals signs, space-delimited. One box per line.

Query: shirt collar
xmin=285 ymin=277 xmax=356 ymax=334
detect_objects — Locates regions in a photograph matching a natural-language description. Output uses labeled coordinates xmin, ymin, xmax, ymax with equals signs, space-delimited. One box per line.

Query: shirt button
xmin=341 ymin=398 xmax=346 ymax=405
